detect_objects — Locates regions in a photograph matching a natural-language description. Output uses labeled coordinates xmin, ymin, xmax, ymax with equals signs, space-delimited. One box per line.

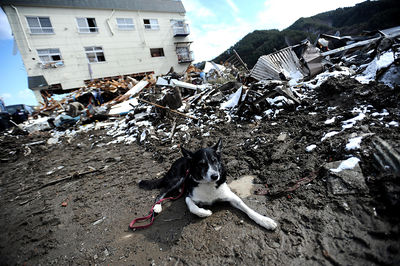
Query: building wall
xmin=3 ymin=5 xmax=191 ymax=91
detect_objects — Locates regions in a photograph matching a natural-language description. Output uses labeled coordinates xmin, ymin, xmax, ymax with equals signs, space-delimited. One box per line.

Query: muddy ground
xmin=1 ymin=77 xmax=400 ymax=265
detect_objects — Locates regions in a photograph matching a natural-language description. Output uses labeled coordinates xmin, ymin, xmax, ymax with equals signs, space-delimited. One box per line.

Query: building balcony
xmin=177 ymin=51 xmax=194 ymax=63
xmin=173 ymin=24 xmax=190 ymax=37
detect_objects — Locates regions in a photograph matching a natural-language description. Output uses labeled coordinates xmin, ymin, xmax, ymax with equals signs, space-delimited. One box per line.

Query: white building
xmin=1 ymin=0 xmax=193 ymax=103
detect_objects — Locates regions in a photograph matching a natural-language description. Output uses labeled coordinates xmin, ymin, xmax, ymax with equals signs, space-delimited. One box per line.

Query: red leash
xmin=129 ymin=170 xmax=188 ymax=230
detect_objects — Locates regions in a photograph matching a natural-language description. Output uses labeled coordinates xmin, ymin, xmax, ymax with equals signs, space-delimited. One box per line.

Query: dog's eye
xmin=199 ymin=161 xmax=207 ymax=167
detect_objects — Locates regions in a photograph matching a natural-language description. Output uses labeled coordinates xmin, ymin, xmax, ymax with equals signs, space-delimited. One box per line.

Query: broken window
xmin=150 ymin=48 xmax=165 ymax=57
xmin=116 ymin=18 xmax=134 ymax=30
xmin=37 ymin=48 xmax=63 ymax=64
xmin=85 ymin=46 xmax=106 ymax=63
xmin=76 ymin=18 xmax=98 ymax=33
xmin=26 ymin=16 xmax=54 ymax=34
xmin=143 ymin=19 xmax=159 ymax=30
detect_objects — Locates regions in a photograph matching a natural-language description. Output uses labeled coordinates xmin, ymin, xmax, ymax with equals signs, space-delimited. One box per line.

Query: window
xmin=116 ymin=18 xmax=134 ymax=30
xmin=143 ymin=19 xmax=159 ymax=30
xmin=76 ymin=18 xmax=98 ymax=33
xmin=150 ymin=48 xmax=164 ymax=57
xmin=37 ymin=48 xmax=62 ymax=63
xmin=26 ymin=16 xmax=53 ymax=34
xmin=85 ymin=46 xmax=106 ymax=63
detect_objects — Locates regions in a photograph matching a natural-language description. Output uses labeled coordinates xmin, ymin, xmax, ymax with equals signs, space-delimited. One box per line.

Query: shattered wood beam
xmin=253 ymin=90 xmax=278 ymax=105
xmin=275 ymin=86 xmax=301 ymax=105
xmin=40 ymin=169 xmax=99 ymax=189
xmin=137 ymin=98 xmax=198 ymax=120
xmin=321 ymin=36 xmax=381 ymax=56
xmin=233 ymin=49 xmax=249 ymax=72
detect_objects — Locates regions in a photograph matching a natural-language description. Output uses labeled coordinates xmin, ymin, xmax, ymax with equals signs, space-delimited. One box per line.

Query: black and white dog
xmin=139 ymin=139 xmax=277 ymax=230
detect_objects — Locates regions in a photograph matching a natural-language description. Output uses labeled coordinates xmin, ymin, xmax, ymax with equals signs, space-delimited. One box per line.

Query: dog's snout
xmin=211 ymin=174 xmax=219 ymax=181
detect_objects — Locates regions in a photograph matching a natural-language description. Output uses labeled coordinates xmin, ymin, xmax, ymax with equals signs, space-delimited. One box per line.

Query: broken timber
xmin=137 ymin=98 xmax=198 ymax=120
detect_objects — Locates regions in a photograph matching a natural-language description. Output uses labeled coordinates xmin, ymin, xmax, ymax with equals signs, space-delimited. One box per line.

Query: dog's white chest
xmin=190 ymin=183 xmax=230 ymax=205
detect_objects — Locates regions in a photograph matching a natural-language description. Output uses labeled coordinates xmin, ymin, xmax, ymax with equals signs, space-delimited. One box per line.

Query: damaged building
xmin=1 ymin=0 xmax=193 ymax=104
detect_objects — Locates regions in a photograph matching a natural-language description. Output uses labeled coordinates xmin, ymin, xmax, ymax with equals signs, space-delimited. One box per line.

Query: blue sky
xmin=0 ymin=0 xmax=365 ymax=106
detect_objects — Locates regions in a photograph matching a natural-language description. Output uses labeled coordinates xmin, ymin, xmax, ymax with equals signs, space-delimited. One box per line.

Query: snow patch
xmin=330 ymin=157 xmax=360 ymax=173
xmin=306 ymin=144 xmax=317 ymax=152
xmin=321 ymin=131 xmax=340 ymax=142
xmin=342 ymin=113 xmax=366 ymax=130
xmin=345 ymin=136 xmax=363 ymax=150
xmin=356 ymin=51 xmax=395 ymax=84
xmin=371 ymin=109 xmax=389 ymax=117
xmin=324 ymin=117 xmax=336 ymax=124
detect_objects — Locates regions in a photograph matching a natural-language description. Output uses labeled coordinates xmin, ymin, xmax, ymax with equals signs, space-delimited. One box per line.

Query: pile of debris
xmin=4 ymin=26 xmax=398 ymax=149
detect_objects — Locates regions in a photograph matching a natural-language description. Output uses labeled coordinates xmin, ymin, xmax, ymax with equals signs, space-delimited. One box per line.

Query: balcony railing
xmin=173 ymin=24 xmax=190 ymax=37
xmin=177 ymin=51 xmax=194 ymax=63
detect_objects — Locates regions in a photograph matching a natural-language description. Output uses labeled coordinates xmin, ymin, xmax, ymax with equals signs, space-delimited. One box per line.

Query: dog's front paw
xmin=153 ymin=203 xmax=162 ymax=213
xmin=258 ymin=216 xmax=278 ymax=230
xmin=196 ymin=208 xmax=212 ymax=218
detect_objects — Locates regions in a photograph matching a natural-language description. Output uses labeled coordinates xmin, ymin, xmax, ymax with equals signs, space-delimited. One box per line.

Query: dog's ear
xmin=181 ymin=147 xmax=194 ymax=159
xmin=213 ymin=138 xmax=222 ymax=154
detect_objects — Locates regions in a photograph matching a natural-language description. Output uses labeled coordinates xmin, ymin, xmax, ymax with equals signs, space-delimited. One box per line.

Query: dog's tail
xmin=138 ymin=178 xmax=163 ymax=190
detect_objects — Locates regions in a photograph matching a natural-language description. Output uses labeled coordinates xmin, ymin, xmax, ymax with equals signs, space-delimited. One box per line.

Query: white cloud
xmin=226 ymin=0 xmax=240 ymax=14
xmin=182 ymin=0 xmax=215 ymax=18
xmin=1 ymin=93 xmax=12 ymax=100
xmin=255 ymin=0 xmax=365 ymax=30
xmin=183 ymin=0 xmax=251 ymax=62
xmin=190 ymin=20 xmax=253 ymax=62
xmin=18 ymin=89 xmax=35 ymax=100
xmin=0 ymin=9 xmax=12 ymax=40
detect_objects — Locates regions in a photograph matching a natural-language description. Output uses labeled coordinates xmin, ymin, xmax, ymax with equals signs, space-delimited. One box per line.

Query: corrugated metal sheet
xmin=250 ymin=47 xmax=307 ymax=81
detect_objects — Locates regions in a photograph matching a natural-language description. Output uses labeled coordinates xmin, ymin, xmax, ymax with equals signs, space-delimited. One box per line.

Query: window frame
xmin=150 ymin=48 xmax=165 ymax=57
xmin=76 ymin=17 xmax=99 ymax=33
xmin=37 ymin=48 xmax=63 ymax=64
xmin=85 ymin=46 xmax=106 ymax=63
xmin=116 ymin=18 xmax=135 ymax=30
xmin=26 ymin=16 xmax=54 ymax=34
xmin=143 ymin=19 xmax=160 ymax=30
